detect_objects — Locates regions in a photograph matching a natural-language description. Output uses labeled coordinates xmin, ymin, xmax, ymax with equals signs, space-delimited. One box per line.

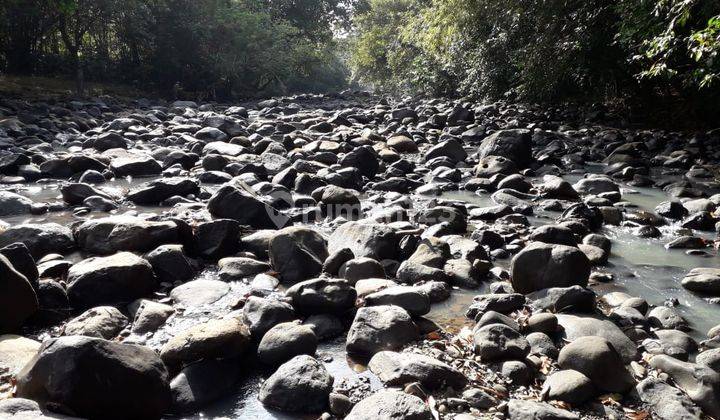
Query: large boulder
xmin=510 ymin=242 xmax=591 ymax=294
xmin=74 ymin=216 xmax=180 ymax=255
xmin=0 ymin=254 xmax=38 ymax=333
xmin=328 ymin=221 xmax=398 ymax=260
xmin=285 ymin=277 xmax=356 ymax=315
xmin=368 ymin=351 xmax=467 ymax=390
xmin=258 ymin=355 xmax=333 ymax=413
xmin=346 ymin=305 xmax=418 ymax=357
xmin=345 ymin=390 xmax=432 ymax=420
xmin=0 ymin=223 xmax=74 ymax=259
xmin=558 ymin=336 xmax=634 ymax=394
xmin=66 ymin=252 xmax=156 ymax=309
xmin=269 ymin=227 xmax=328 ymax=284
xmin=207 ymin=185 xmax=290 ymax=229
xmin=16 ymin=336 xmax=171 ymax=420
xmin=477 ymin=129 xmax=532 ymax=167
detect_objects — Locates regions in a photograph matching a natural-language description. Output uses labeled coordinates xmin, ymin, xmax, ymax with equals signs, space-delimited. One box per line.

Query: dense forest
xmin=1 ymin=0 xmax=719 ymax=118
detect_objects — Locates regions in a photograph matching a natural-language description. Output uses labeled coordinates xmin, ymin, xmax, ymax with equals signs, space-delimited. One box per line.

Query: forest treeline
xmin=1 ymin=0 xmax=719 ymax=121
xmin=0 ymin=0 xmax=356 ymax=99
xmin=351 ymin=0 xmax=720 ymax=122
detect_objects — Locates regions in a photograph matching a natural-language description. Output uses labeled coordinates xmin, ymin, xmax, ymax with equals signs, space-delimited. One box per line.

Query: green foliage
xmin=350 ymin=0 xmax=720 ymax=103
xmin=0 ymin=0 xmax=352 ymax=97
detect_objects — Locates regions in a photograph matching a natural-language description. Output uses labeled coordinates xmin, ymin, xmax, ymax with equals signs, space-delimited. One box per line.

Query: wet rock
xmin=242 ymin=296 xmax=296 ymax=338
xmin=473 ymin=323 xmax=529 ymax=361
xmin=507 ymin=399 xmax=579 ymax=420
xmin=573 ymin=175 xmax=620 ymax=195
xmin=636 ymin=377 xmax=702 ymax=420
xmin=368 ymin=350 xmax=467 ymax=390
xmin=681 ymin=267 xmax=720 ymax=295
xmin=510 ymin=242 xmax=590 ymax=294
xmin=346 ymin=305 xmax=418 ymax=357
xmin=345 ymin=389 xmax=432 ymax=420
xmin=16 ymin=336 xmax=171 ymax=420
xmin=529 ymin=225 xmax=577 ymax=246
xmin=64 ymin=306 xmax=128 ymax=339
xmin=258 ymin=321 xmax=318 ymax=366
xmin=160 ymin=317 xmax=251 ymax=367
xmin=0 ymin=191 xmax=33 ymax=216
xmin=0 ymin=254 xmax=38 ymax=333
xmin=170 ymin=358 xmax=241 ymax=413
xmin=0 ymin=223 xmax=74 ymax=258
xmin=66 ymin=252 xmax=156 ymax=309
xmin=285 ymin=277 xmax=356 ymax=315
xmin=258 ymin=355 xmax=333 ymax=413
xmin=558 ymin=335 xmax=634 ymax=393
xmin=60 ymin=182 xmax=113 ymax=206
xmin=269 ymin=227 xmax=328 ymax=284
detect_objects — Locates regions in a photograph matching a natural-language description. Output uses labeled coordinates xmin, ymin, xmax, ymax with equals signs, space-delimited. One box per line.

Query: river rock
xmin=365 ymin=286 xmax=430 ymax=316
xmin=285 ymin=277 xmax=356 ymax=315
xmin=510 ymin=242 xmax=590 ymax=294
xmin=170 ymin=358 xmax=242 ymax=413
xmin=66 ymin=252 xmax=156 ymax=309
xmin=346 ymin=305 xmax=418 ymax=357
xmin=681 ymin=268 xmax=720 ymax=295
xmin=258 ymin=355 xmax=333 ymax=413
xmin=0 ymin=254 xmax=38 ymax=333
xmin=649 ymin=355 xmax=720 ymax=418
xmin=636 ymin=377 xmax=703 ymax=420
xmin=556 ymin=314 xmax=638 ymax=362
xmin=507 ymin=399 xmax=579 ymax=420
xmin=269 ymin=226 xmax=328 ymax=284
xmin=74 ymin=216 xmax=179 ymax=255
xmin=16 ymin=336 xmax=171 ymax=420
xmin=558 ymin=336 xmax=634 ymax=393
xmin=345 ymin=389 xmax=432 ymax=420
xmin=160 ymin=317 xmax=251 ymax=367
xmin=473 ymin=323 xmax=529 ymax=361
xmin=368 ymin=350 xmax=467 ymax=390
xmin=64 ymin=306 xmax=128 ymax=339
xmin=0 ymin=223 xmax=74 ymax=258
xmin=0 ymin=191 xmax=33 ymax=215
xmin=328 ymin=221 xmax=398 ymax=260
xmin=207 ymin=185 xmax=290 ymax=229
xmin=257 ymin=321 xmax=318 ymax=365
xmin=242 ymin=296 xmax=296 ymax=338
